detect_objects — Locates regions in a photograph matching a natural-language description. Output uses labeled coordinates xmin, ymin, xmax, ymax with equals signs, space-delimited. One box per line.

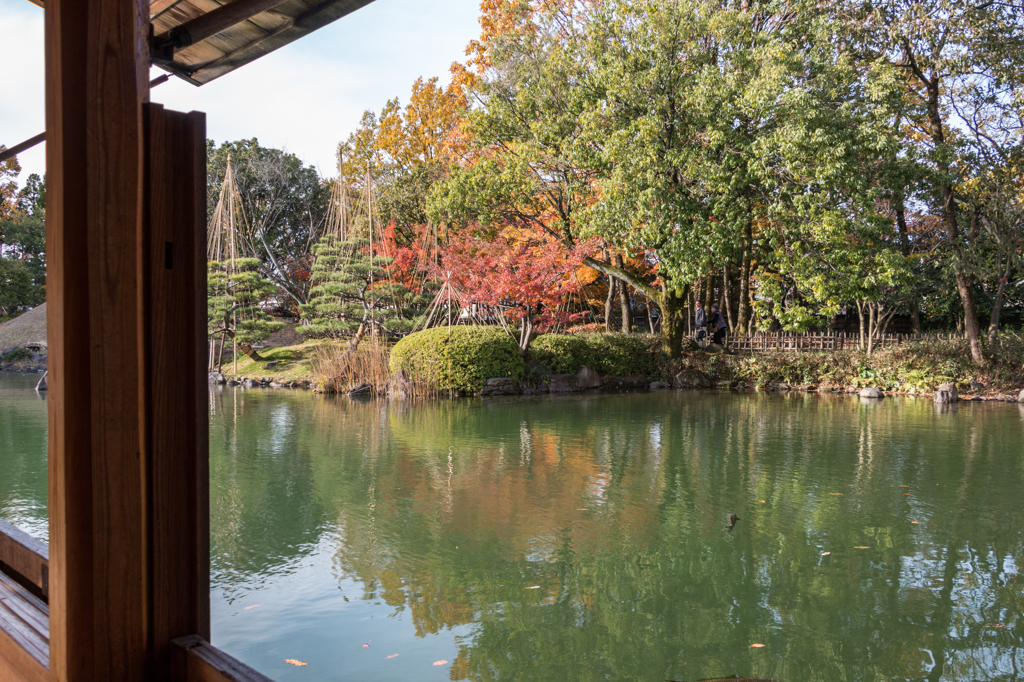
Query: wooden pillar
xmin=45 ymin=0 xmax=149 ymax=677
xmin=45 ymin=0 xmax=210 ymax=680
xmin=142 ymin=103 xmax=210 ymax=680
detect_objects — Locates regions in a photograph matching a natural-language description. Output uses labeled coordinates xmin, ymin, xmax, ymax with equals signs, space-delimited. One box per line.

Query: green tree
xmin=847 ymin=0 xmax=1024 ymax=364
xmin=207 ymin=257 xmax=283 ymax=367
xmin=206 ymin=139 xmax=329 ymax=308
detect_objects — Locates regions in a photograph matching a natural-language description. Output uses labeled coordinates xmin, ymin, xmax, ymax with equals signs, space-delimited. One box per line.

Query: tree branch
xmin=583 ymin=256 xmax=659 ymax=299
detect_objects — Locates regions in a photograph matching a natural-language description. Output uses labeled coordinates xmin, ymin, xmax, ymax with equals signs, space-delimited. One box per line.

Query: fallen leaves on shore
xmin=285 ymin=659 xmax=308 ymax=667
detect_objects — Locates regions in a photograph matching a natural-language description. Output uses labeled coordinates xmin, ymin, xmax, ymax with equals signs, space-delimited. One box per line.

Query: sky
xmin=0 ymin=0 xmax=482 ymax=184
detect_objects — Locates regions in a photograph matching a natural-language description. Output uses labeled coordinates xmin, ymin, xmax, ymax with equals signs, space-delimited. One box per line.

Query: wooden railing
xmin=718 ymin=331 xmax=965 ymax=352
xmin=0 ymin=521 xmax=272 ymax=682
xmin=0 ymin=520 xmax=48 ymax=682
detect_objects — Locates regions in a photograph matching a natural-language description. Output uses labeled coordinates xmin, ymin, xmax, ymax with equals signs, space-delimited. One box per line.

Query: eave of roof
xmin=25 ymin=0 xmax=376 ymax=86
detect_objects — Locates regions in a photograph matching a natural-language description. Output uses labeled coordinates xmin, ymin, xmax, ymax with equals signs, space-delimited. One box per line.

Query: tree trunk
xmin=615 ymin=254 xmax=632 ymax=333
xmin=659 ymin=285 xmax=686 ymax=357
xmin=519 ymin=315 xmax=534 ymax=354
xmin=911 ymin=301 xmax=921 ymax=337
xmin=921 ymin=73 xmax=984 ymax=365
xmin=738 ymin=223 xmax=752 ymax=333
xmin=722 ymin=263 xmax=735 ymax=333
xmin=856 ymin=301 xmax=865 ymax=351
xmin=604 ymin=254 xmax=617 ymax=332
xmin=987 ymin=265 xmax=1011 ymax=345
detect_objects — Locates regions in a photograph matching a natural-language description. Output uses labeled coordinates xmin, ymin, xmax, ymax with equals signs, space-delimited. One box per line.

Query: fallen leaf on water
xmin=911 ymin=521 xmax=921 ymax=524
xmin=759 ymin=500 xmax=766 ymax=503
xmin=983 ymin=624 xmax=1006 ymax=628
xmin=821 ymin=552 xmax=831 ymax=556
xmin=244 ymin=604 xmax=263 ymax=610
xmin=899 ymin=485 xmax=910 ymax=487
xmin=854 ymin=546 xmax=872 ymax=549
xmin=433 ymin=660 xmax=449 ymax=666
xmin=386 ymin=654 xmax=400 ymax=659
xmin=526 ymin=585 xmax=541 ymax=589
xmin=362 ymin=640 xmax=371 ymax=649
xmin=285 ymin=659 xmax=308 ymax=667
xmin=577 ymin=508 xmax=588 ymax=511
xmin=904 ymin=493 xmax=911 ymax=496
xmin=830 ymin=493 xmax=843 ymax=496
xmin=750 ymin=643 xmax=766 ymax=648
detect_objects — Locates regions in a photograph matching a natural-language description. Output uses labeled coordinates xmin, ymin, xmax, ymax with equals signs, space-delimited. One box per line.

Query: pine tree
xmin=301 ymin=168 xmax=422 ymax=342
xmin=207 ymin=155 xmax=282 ymax=370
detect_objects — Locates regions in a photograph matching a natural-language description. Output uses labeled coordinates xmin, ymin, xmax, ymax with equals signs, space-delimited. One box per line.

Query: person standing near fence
xmin=695 ymin=300 xmax=707 ymax=344
xmin=710 ymin=304 xmax=727 ymax=346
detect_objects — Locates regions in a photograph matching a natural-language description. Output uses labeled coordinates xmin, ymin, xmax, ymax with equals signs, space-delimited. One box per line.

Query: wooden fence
xmin=717 ymin=331 xmax=966 ymax=352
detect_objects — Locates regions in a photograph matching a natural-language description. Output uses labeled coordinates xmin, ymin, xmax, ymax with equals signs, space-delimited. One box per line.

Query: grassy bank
xmin=215 ymin=328 xmax=1024 ymax=400
xmin=674 ymin=335 xmax=1024 ymax=398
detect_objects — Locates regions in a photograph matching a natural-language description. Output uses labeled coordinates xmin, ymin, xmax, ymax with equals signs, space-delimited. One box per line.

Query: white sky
xmin=0 ymin=0 xmax=482 ymax=183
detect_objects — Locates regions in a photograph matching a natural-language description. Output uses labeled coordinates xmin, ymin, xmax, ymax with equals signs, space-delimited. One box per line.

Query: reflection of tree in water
xmin=208 ymin=388 xmax=327 ymax=599
xmin=299 ymin=394 xmax=1024 ymax=682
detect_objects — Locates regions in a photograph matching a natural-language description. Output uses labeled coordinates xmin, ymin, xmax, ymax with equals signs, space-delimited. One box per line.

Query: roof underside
xmin=27 ymin=0 xmax=377 ymax=86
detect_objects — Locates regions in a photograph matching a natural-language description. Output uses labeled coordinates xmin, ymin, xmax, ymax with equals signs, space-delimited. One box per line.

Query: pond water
xmin=2 ymin=373 xmax=1024 ymax=681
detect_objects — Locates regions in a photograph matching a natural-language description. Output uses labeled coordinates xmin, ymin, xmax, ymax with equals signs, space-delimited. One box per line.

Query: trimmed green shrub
xmin=529 ymin=334 xmax=595 ymax=375
xmin=390 ymin=326 xmax=524 ymax=394
xmin=528 ymin=332 xmax=665 ymax=377
xmin=584 ymin=333 xmax=664 ymax=376
xmin=2 ymin=347 xmax=32 ymax=362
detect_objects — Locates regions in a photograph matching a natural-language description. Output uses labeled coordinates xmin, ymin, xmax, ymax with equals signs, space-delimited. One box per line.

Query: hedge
xmin=389 ymin=326 xmax=525 ymax=394
xmin=528 ymin=332 xmax=665 ymax=377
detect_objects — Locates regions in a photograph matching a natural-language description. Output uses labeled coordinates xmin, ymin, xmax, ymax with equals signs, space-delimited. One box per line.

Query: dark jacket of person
xmin=695 ymin=306 xmax=706 ymax=329
xmin=711 ymin=309 xmax=727 ymax=331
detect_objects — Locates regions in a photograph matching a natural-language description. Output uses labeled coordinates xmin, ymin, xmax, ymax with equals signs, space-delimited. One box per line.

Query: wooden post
xmin=142 ymin=103 xmax=210 ymax=679
xmin=45 ymin=1 xmax=211 ymax=680
xmin=45 ymin=0 xmax=150 ymax=677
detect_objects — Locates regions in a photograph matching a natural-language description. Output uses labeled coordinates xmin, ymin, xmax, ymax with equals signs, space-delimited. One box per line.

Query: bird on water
xmin=725 ymin=513 xmax=741 ymax=531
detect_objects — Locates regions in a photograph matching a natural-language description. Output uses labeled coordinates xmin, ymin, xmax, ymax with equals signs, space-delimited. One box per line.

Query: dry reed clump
xmin=309 ymin=333 xmax=438 ymax=398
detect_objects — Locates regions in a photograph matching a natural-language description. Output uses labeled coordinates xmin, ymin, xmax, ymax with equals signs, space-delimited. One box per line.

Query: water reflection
xmin=204 ymin=389 xmax=1023 ymax=682
xmin=2 ymin=373 xmax=1022 ymax=681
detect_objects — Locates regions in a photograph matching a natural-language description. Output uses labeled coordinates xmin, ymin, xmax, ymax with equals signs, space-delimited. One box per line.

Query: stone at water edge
xmin=770 ymin=382 xmax=790 ymax=392
xmin=548 ymin=374 xmax=582 ymax=393
xmin=1018 ymin=389 xmax=1024 ymax=403
xmin=577 ymin=366 xmax=601 ymax=389
xmin=348 ymin=382 xmax=374 ymax=397
xmin=673 ymin=369 xmax=711 ymax=389
xmin=208 ymin=371 xmax=226 ymax=384
xmin=859 ymin=387 xmax=884 ymax=398
xmin=480 ymin=377 xmax=520 ymax=396
xmin=935 ymin=382 xmax=958 ymax=403
xmin=650 ymin=380 xmax=671 ymax=390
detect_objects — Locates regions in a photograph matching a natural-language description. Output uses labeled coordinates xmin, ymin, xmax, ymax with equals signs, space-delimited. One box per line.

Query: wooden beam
xmin=0 ymin=133 xmax=46 ymax=165
xmin=44 ymin=0 xmax=150 ymax=678
xmin=152 ymin=0 xmax=292 ymax=51
xmin=142 ymin=102 xmax=210 ymax=680
xmin=0 ymin=520 xmax=49 ymax=600
xmin=172 ymin=636 xmax=275 ymax=682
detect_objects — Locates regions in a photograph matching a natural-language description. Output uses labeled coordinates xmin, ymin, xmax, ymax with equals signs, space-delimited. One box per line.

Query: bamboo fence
xmin=716 ymin=331 xmax=966 ymax=352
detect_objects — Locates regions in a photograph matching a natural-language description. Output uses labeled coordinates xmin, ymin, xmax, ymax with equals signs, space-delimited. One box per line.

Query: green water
xmin=3 ymin=373 xmax=1024 ymax=681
